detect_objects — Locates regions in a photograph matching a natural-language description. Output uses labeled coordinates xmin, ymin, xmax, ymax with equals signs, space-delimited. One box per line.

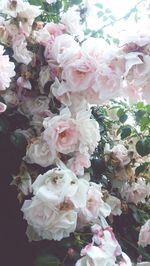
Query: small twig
xmin=99 ymin=0 xmax=145 ymax=31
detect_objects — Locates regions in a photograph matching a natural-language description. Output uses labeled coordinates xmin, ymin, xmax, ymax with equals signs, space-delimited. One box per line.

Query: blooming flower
xmin=138 ymin=220 xmax=150 ymax=247
xmin=121 ymin=178 xmax=149 ymax=204
xmin=76 ymin=225 xmax=132 ymax=266
xmin=12 ymin=34 xmax=33 ymax=64
xmin=32 ymin=167 xmax=89 ymax=208
xmin=0 ymin=44 xmax=15 ymax=90
xmin=24 ymin=136 xmax=55 ymax=167
xmin=22 ymin=197 xmax=77 ymax=241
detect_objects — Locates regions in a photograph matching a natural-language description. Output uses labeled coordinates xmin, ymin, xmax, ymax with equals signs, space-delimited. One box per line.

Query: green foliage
xmin=10 ymin=132 xmax=28 ymax=155
xmin=136 ymin=138 xmax=150 ymax=157
xmin=34 ymin=255 xmax=60 ymax=266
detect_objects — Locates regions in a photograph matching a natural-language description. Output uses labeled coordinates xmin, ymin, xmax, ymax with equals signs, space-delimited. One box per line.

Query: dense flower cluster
xmin=0 ymin=0 xmax=150 ymax=265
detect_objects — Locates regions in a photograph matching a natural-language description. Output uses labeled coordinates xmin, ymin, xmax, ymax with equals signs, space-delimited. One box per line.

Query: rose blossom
xmin=2 ymin=0 xmax=41 ymax=35
xmin=106 ymin=195 xmax=122 ymax=216
xmin=138 ymin=220 xmax=150 ymax=247
xmin=111 ymin=144 xmax=130 ymax=167
xmin=61 ymin=52 xmax=97 ymax=93
xmin=67 ymin=152 xmax=91 ymax=176
xmin=76 ymin=225 xmax=132 ymax=266
xmin=121 ymin=178 xmax=149 ymax=204
xmin=43 ymin=107 xmax=100 ymax=157
xmin=77 ymin=183 xmax=111 ymax=229
xmin=61 ymin=7 xmax=81 ymax=35
xmin=76 ymin=108 xmax=100 ymax=154
xmin=32 ymin=167 xmax=89 ymax=208
xmin=0 ymin=102 xmax=7 ymax=113
xmin=43 ymin=108 xmax=79 ymax=156
xmin=21 ymin=196 xmax=77 ymax=241
xmin=50 ymin=33 xmax=79 ymax=64
xmin=0 ymin=44 xmax=15 ymax=90
xmin=12 ymin=34 xmax=33 ymax=64
xmin=2 ymin=89 xmax=19 ymax=107
xmin=24 ymin=136 xmax=55 ymax=167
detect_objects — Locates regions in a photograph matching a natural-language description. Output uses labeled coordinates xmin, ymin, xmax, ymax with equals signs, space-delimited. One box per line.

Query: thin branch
xmin=99 ymin=0 xmax=145 ymax=31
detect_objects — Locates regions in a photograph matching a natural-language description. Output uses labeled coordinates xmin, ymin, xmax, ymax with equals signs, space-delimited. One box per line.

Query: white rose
xmin=111 ymin=144 xmax=130 ymax=167
xmin=12 ymin=34 xmax=33 ymax=65
xmin=61 ymin=7 xmax=81 ymax=36
xmin=21 ymin=197 xmax=77 ymax=241
xmin=76 ymin=109 xmax=100 ymax=154
xmin=138 ymin=220 xmax=150 ymax=247
xmin=106 ymin=195 xmax=122 ymax=216
xmin=24 ymin=136 xmax=55 ymax=167
xmin=32 ymin=167 xmax=89 ymax=208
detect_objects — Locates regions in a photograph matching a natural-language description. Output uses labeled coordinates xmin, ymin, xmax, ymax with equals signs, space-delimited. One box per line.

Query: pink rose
xmin=77 ymin=183 xmax=110 ymax=229
xmin=111 ymin=144 xmax=130 ymax=167
xmin=67 ymin=152 xmax=91 ymax=176
xmin=121 ymin=178 xmax=149 ymax=204
xmin=61 ymin=52 xmax=97 ymax=92
xmin=138 ymin=220 xmax=150 ymax=247
xmin=44 ymin=22 xmax=66 ymax=37
xmin=43 ymin=109 xmax=79 ymax=155
xmin=0 ymin=102 xmax=7 ymax=113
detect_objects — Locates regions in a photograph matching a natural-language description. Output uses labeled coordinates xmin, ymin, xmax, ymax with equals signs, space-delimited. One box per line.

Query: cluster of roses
xmin=0 ymin=0 xmax=150 ymax=265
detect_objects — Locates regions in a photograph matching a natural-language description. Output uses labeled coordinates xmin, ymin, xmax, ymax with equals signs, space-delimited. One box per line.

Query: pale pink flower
xmin=77 ymin=183 xmax=111 ymax=229
xmin=106 ymin=195 xmax=122 ymax=216
xmin=121 ymin=178 xmax=149 ymax=204
xmin=138 ymin=220 xmax=150 ymax=247
xmin=92 ymin=63 xmax=122 ymax=102
xmin=44 ymin=22 xmax=66 ymax=38
xmin=24 ymin=136 xmax=55 ymax=167
xmin=32 ymin=167 xmax=89 ymax=209
xmin=0 ymin=44 xmax=15 ymax=90
xmin=12 ymin=34 xmax=33 ymax=64
xmin=76 ymin=108 xmax=100 ymax=154
xmin=2 ymin=0 xmax=25 ymax=18
xmin=61 ymin=51 xmax=97 ymax=93
xmin=2 ymin=89 xmax=19 ymax=107
xmin=61 ymin=7 xmax=81 ymax=35
xmin=67 ymin=152 xmax=91 ymax=176
xmin=111 ymin=144 xmax=130 ymax=167
xmin=0 ymin=102 xmax=7 ymax=113
xmin=22 ymin=197 xmax=77 ymax=241
xmin=50 ymin=34 xmax=79 ymax=64
xmin=43 ymin=108 xmax=79 ymax=156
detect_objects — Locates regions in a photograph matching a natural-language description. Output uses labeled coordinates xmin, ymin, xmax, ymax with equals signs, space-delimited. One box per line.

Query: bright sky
xmin=98 ymin=0 xmax=139 ymax=17
xmin=87 ymin=0 xmax=148 ymax=39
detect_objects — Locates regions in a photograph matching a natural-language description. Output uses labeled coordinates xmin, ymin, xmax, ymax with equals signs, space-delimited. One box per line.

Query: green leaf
xmin=136 ymin=102 xmax=144 ymax=109
xmin=28 ymin=0 xmax=43 ymax=6
xmin=135 ymin=110 xmax=146 ymax=123
xmin=140 ymin=116 xmax=150 ymax=131
xmin=138 ymin=246 xmax=150 ymax=261
xmin=121 ymin=127 xmax=132 ymax=139
xmin=34 ymin=255 xmax=60 ymax=266
xmin=117 ymin=108 xmax=125 ymax=118
xmin=105 ymin=8 xmax=111 ymax=13
xmin=119 ymin=114 xmax=128 ymax=123
xmin=146 ymin=104 xmax=150 ymax=113
xmin=136 ymin=138 xmax=150 ymax=156
xmin=95 ymin=3 xmax=103 ymax=9
xmin=0 ymin=116 xmax=10 ymax=134
xmin=84 ymin=29 xmax=91 ymax=35
xmin=97 ymin=11 xmax=104 ymax=18
xmin=109 ymin=15 xmax=116 ymax=21
xmin=135 ymin=163 xmax=149 ymax=176
xmin=113 ymin=38 xmax=120 ymax=45
xmin=10 ymin=132 xmax=27 ymax=155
